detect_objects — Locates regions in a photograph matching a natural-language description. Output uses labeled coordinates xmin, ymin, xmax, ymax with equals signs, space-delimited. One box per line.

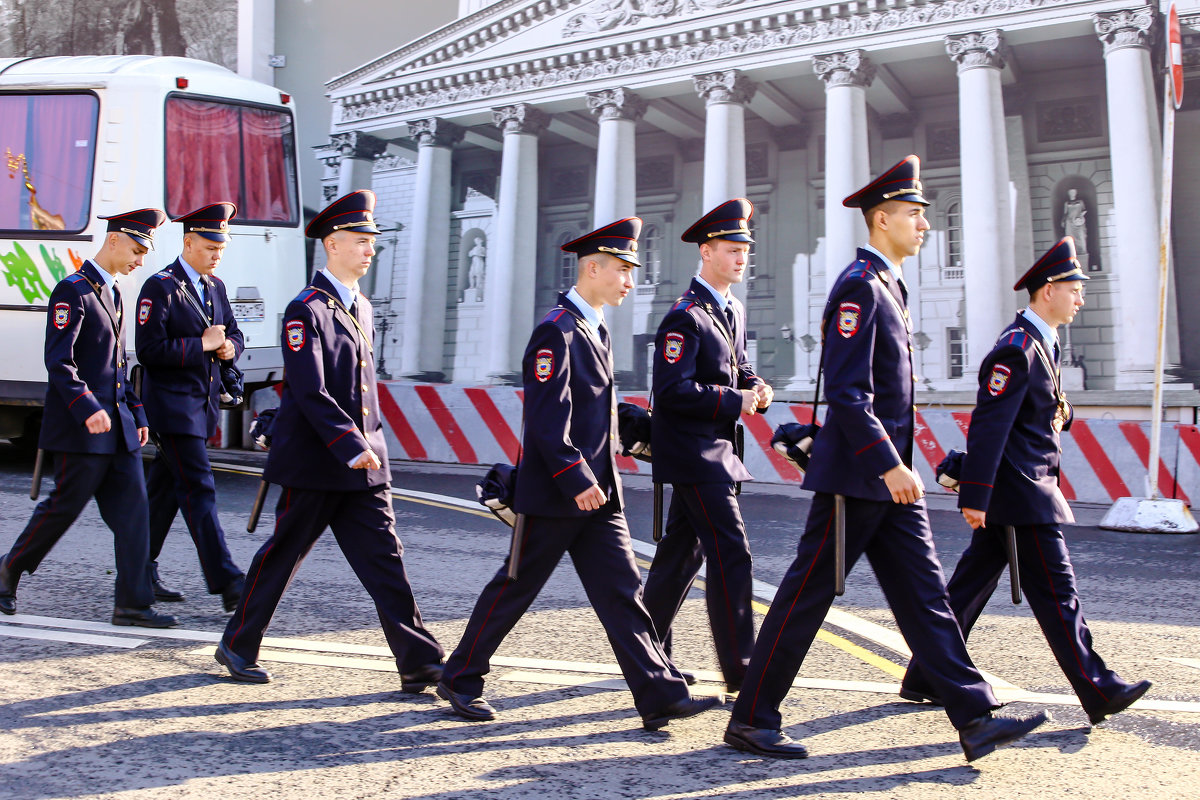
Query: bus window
xmin=0 ymin=93 xmax=99 ymax=234
xmin=165 ymin=96 xmax=298 ymax=226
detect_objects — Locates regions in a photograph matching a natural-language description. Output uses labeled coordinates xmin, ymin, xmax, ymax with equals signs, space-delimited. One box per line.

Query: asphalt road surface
xmin=1 ymin=445 xmax=1198 ymax=799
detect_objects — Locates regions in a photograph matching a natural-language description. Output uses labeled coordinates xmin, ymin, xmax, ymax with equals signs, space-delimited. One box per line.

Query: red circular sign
xmin=1170 ymin=3 xmax=1184 ymax=109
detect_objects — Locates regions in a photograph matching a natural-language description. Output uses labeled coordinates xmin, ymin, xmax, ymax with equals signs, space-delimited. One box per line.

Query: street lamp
xmin=781 ymin=325 xmax=819 ymax=383
xmin=913 ymin=330 xmax=932 ymax=388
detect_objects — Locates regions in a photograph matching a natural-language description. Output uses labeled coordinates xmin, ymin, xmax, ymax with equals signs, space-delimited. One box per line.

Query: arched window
xmin=641 ymin=223 xmax=662 ymax=284
xmin=558 ymin=229 xmax=579 ymax=290
xmin=944 ymin=199 xmax=964 ymax=280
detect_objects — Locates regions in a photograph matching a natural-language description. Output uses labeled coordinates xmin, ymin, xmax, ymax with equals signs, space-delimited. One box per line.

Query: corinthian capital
xmin=813 ymin=50 xmax=876 ymax=90
xmin=492 ymin=104 xmax=550 ymax=136
xmin=693 ymin=70 xmax=757 ymax=105
xmin=945 ymin=30 xmax=1008 ymax=72
xmin=1093 ymin=7 xmax=1157 ymax=56
xmin=406 ymin=118 xmax=465 ymax=148
xmin=330 ymin=131 xmax=388 ymax=161
xmin=586 ymin=88 xmax=648 ymax=122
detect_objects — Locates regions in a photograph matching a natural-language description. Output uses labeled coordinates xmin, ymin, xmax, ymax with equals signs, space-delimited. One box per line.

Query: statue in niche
xmin=1061 ymin=189 xmax=1090 ymax=268
xmin=466 ymin=239 xmax=486 ymax=302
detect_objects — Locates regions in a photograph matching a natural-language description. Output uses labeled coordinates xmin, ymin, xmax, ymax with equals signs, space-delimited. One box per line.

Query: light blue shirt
xmin=179 ymin=256 xmax=209 ymax=305
xmin=861 ymin=243 xmax=905 ymax=285
xmin=1021 ymin=307 xmax=1059 ymax=355
xmin=694 ymin=274 xmax=730 ymax=311
xmin=320 ymin=268 xmax=359 ymax=310
xmin=88 ymin=260 xmax=118 ymax=302
xmin=566 ymin=286 xmax=604 ymax=333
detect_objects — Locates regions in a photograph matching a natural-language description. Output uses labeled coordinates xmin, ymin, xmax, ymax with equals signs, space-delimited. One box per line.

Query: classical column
xmin=1095 ymin=8 xmax=1163 ymax=387
xmin=400 ymin=118 xmax=463 ymax=380
xmin=330 ymin=131 xmax=387 ymax=196
xmin=587 ymin=88 xmax=646 ymax=379
xmin=487 ymin=104 xmax=548 ymax=383
xmin=946 ymin=30 xmax=1015 ymax=377
xmin=814 ymin=50 xmax=874 ymax=288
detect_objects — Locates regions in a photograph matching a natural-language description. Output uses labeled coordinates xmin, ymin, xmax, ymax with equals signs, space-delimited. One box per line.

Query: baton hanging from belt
xmin=1005 ymin=525 xmax=1022 ymax=604
xmin=652 ymin=482 xmax=664 ymax=542
xmin=507 ymin=513 xmax=527 ymax=581
xmin=834 ymin=494 xmax=846 ymax=596
xmin=30 ymin=448 xmax=45 ymax=500
xmin=734 ymin=424 xmax=745 ymax=496
xmin=247 ymin=479 xmax=270 ymax=532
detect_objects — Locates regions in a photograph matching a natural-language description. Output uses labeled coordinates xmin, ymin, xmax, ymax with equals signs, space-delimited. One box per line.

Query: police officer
xmin=900 ymin=236 xmax=1152 ymax=726
xmin=724 ymin=156 xmax=1047 ymax=762
xmin=643 ymin=198 xmax=771 ymax=694
xmin=216 ymin=191 xmax=444 ymax=687
xmin=136 ymin=202 xmax=245 ymax=611
xmin=437 ymin=218 xmax=719 ymax=731
xmin=0 ymin=209 xmax=176 ymax=627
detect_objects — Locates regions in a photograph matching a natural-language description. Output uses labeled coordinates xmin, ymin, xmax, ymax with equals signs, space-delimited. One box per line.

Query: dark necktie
xmin=598 ymin=322 xmax=610 ymax=348
xmin=112 ymin=284 xmax=121 ymax=322
xmin=723 ymin=304 xmax=735 ymax=335
xmin=1053 ymin=341 xmax=1061 ymax=370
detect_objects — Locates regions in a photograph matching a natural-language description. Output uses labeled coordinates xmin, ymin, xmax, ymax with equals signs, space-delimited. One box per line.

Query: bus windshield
xmin=165 ymin=95 xmax=299 ymax=226
xmin=0 ymin=92 xmax=99 ymax=234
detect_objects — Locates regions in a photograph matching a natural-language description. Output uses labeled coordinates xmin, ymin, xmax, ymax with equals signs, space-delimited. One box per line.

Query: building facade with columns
xmin=317 ymin=0 xmax=1200 ymax=395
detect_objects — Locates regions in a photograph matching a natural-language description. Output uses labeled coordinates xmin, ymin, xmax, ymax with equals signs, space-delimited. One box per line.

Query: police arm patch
xmin=285 ymin=320 xmax=307 ymax=352
xmin=987 ymin=364 xmax=1012 ymax=396
xmin=663 ymin=332 xmax=684 ymax=364
xmin=138 ymin=298 xmax=152 ymax=325
xmin=534 ymin=348 xmax=554 ymax=382
xmin=53 ymin=302 xmax=70 ymax=330
xmin=837 ymin=302 xmax=861 ymax=338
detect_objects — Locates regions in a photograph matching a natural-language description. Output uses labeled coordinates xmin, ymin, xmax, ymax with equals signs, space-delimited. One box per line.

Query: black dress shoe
xmin=0 ymin=554 xmax=18 ymax=616
xmin=399 ymin=663 xmax=444 ymax=693
xmin=111 ymin=606 xmax=178 ymax=628
xmin=1088 ymin=679 xmax=1152 ymax=726
xmin=678 ymin=669 xmax=697 ymax=685
xmin=150 ymin=562 xmax=185 ymax=603
xmin=220 ymin=575 xmax=245 ymax=613
xmin=437 ymin=682 xmax=496 ymax=721
xmin=724 ymin=720 xmax=809 ymax=759
xmin=899 ymin=685 xmax=944 ymax=706
xmin=959 ymin=709 xmax=1050 ymax=762
xmin=215 ymin=640 xmax=272 ymax=683
xmin=642 ymin=695 xmax=722 ymax=731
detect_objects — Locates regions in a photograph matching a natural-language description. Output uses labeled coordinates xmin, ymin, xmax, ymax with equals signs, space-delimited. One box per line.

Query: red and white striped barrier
xmin=374 ymin=382 xmax=1200 ymax=506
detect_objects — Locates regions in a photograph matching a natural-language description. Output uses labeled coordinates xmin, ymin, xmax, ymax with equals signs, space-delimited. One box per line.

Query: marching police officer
xmin=0 ymin=209 xmax=176 ymax=627
xmin=900 ymin=236 xmax=1152 ymax=726
xmin=643 ymin=198 xmax=772 ymax=694
xmin=437 ymin=218 xmax=719 ymax=730
xmin=136 ymin=202 xmax=245 ymax=611
xmin=216 ymin=191 xmax=444 ymax=687
xmin=724 ymin=156 xmax=1047 ymax=761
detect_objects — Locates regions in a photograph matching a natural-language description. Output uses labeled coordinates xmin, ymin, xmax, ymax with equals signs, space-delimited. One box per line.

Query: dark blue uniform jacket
xmin=958 ymin=314 xmax=1074 ymax=525
xmin=263 ymin=272 xmax=389 ymax=492
xmin=513 ymin=293 xmax=622 ymax=518
xmin=40 ymin=260 xmax=147 ymax=454
xmin=135 ymin=259 xmax=244 ymax=438
xmin=651 ymin=278 xmax=764 ymax=484
xmin=802 ymin=249 xmax=914 ymax=502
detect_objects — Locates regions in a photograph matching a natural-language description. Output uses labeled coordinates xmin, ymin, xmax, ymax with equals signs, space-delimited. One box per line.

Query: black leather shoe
xmin=899 ymin=685 xmax=943 ymax=706
xmin=111 ymin=606 xmax=178 ymax=628
xmin=959 ymin=709 xmax=1050 ymax=762
xmin=221 ymin=575 xmax=245 ymax=613
xmin=1088 ymin=679 xmax=1152 ymax=726
xmin=642 ymin=695 xmax=722 ymax=731
xmin=724 ymin=720 xmax=809 ymax=759
xmin=400 ymin=663 xmax=443 ymax=693
xmin=678 ymin=669 xmax=697 ymax=685
xmin=215 ymin=640 xmax=272 ymax=683
xmin=150 ymin=561 xmax=185 ymax=603
xmin=437 ymin=682 xmax=496 ymax=721
xmin=0 ymin=554 xmax=18 ymax=616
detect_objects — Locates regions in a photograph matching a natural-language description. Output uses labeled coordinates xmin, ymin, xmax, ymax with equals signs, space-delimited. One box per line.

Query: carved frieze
xmin=1093 ymin=7 xmax=1157 ymax=55
xmin=945 ymin=30 xmax=1008 ymax=72
xmin=563 ymin=0 xmax=750 ymax=38
xmin=1035 ymin=97 xmax=1103 ymax=142
xmin=746 ymin=142 xmax=769 ymax=181
xmin=636 ymin=155 xmax=675 ymax=191
xmin=926 ymin=122 xmax=961 ymax=161
xmin=813 ymin=50 xmax=875 ymax=89
xmin=586 ymin=88 xmax=648 ymax=122
xmin=694 ymin=70 xmax=756 ymax=105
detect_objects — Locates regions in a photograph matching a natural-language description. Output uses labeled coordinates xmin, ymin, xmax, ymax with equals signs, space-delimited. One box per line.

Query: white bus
xmin=0 ymin=55 xmax=304 ymax=445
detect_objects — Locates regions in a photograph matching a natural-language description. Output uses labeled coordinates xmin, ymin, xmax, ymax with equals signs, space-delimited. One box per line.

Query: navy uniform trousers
xmin=642 ymin=483 xmax=754 ymax=687
xmin=146 ymin=435 xmax=240 ymax=592
xmin=731 ymin=493 xmax=999 ymax=731
xmin=441 ymin=500 xmax=688 ymax=718
xmin=6 ymin=451 xmax=154 ymax=609
xmin=224 ymin=483 xmax=443 ymax=671
xmin=902 ymin=523 xmax=1129 ymax=716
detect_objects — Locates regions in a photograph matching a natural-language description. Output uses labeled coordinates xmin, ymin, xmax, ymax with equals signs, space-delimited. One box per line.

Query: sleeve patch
xmin=663 ymin=331 xmax=684 ymax=364
xmin=987 ymin=364 xmax=1012 ymax=396
xmin=837 ymin=302 xmax=861 ymax=338
xmin=53 ymin=302 xmax=70 ymax=330
xmin=285 ymin=320 xmax=307 ymax=352
xmin=534 ymin=348 xmax=554 ymax=382
xmin=137 ymin=298 xmax=152 ymax=325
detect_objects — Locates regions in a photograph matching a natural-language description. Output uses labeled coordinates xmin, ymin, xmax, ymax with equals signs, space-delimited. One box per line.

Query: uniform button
xmin=116 ymin=383 xmax=121 ymax=388
xmin=210 ymin=376 xmax=214 ymax=382
xmin=363 ymin=407 xmax=370 ymax=416
xmin=360 ymin=360 xmax=367 ymax=368
xmin=610 ymin=434 xmax=615 ymax=441
xmin=362 ymin=385 xmax=369 ymax=393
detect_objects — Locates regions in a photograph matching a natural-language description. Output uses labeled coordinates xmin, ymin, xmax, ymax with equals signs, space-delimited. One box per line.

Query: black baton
xmin=734 ymin=424 xmax=745 ymax=496
xmin=652 ymin=482 xmax=664 ymax=542
xmin=30 ymin=448 xmax=44 ymax=500
xmin=1005 ymin=525 xmax=1022 ymax=604
xmin=834 ymin=493 xmax=846 ymax=596
xmin=507 ymin=513 xmax=527 ymax=581
xmin=247 ymin=479 xmax=269 ymax=532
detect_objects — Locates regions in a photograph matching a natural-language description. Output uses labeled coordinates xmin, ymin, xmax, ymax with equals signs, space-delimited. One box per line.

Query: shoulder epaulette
xmin=154 ymin=270 xmax=174 ymax=280
xmin=297 ymin=288 xmax=322 ymax=305
xmin=845 ymin=259 xmax=875 ymax=281
xmin=65 ymin=273 xmax=86 ymax=284
xmin=997 ymin=328 xmax=1034 ymax=350
xmin=541 ymin=307 xmax=570 ymax=325
xmin=671 ymin=297 xmax=698 ymax=313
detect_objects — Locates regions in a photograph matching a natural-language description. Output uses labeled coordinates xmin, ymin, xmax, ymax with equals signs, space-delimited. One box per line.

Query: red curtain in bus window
xmin=241 ymin=107 xmax=295 ymax=222
xmin=27 ymin=95 xmax=99 ymax=231
xmin=166 ymin=98 xmax=241 ymax=217
xmin=0 ymin=95 xmax=31 ymax=229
